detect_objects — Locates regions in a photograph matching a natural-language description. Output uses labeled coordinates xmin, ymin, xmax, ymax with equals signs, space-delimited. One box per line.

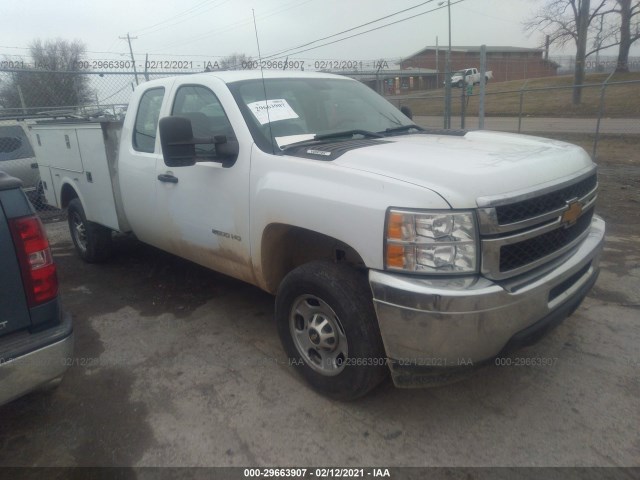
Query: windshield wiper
xmin=280 ymin=129 xmax=385 ymax=151
xmin=314 ymin=129 xmax=384 ymax=140
xmin=382 ymin=125 xmax=425 ymax=135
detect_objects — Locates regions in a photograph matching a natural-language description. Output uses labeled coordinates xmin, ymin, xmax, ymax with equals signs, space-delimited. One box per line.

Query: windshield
xmin=227 ymin=77 xmax=414 ymax=152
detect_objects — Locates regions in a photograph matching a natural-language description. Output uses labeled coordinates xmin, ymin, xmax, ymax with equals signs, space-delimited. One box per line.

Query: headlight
xmin=385 ymin=209 xmax=478 ymax=274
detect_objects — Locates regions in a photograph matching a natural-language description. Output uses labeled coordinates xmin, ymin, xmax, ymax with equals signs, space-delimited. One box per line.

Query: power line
xmin=0 ymin=40 xmax=408 ymax=66
xmin=0 ymin=45 xmax=30 ymax=50
xmin=262 ymin=0 xmax=466 ymax=60
xmin=262 ymin=0 xmax=438 ymax=59
xmin=100 ymin=82 xmax=134 ymax=102
xmin=0 ymin=0 xmax=460 ymax=63
xmin=154 ymin=0 xmax=315 ymax=52
xmin=132 ymin=0 xmax=218 ymax=35
xmin=134 ymin=0 xmax=234 ymax=38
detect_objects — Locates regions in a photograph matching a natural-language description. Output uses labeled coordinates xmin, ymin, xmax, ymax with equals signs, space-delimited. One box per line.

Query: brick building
xmin=401 ymin=46 xmax=559 ymax=83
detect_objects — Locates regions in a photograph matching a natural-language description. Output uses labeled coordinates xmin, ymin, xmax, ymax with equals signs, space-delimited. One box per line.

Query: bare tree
xmin=613 ymin=0 xmax=640 ymax=72
xmin=219 ymin=53 xmax=252 ymax=71
xmin=525 ymin=0 xmax=612 ymax=104
xmin=0 ymin=38 xmax=92 ymax=112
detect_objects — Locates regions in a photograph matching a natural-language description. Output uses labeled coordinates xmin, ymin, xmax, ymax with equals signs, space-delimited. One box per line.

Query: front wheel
xmin=275 ymin=261 xmax=388 ymax=400
xmin=67 ymin=198 xmax=112 ymax=263
xmin=457 ymin=80 xmax=464 ymax=88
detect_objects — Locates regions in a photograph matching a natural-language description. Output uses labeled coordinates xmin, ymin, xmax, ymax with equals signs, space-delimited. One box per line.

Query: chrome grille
xmin=478 ymin=169 xmax=598 ymax=280
xmin=499 ymin=209 xmax=594 ymax=272
xmin=496 ymin=175 xmax=597 ymax=225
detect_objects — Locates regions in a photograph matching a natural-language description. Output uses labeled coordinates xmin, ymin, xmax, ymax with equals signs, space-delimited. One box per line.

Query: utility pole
xmin=573 ymin=0 xmax=590 ymax=105
xmin=479 ymin=45 xmax=487 ymax=130
xmin=119 ymin=33 xmax=140 ymax=85
xmin=144 ymin=53 xmax=150 ymax=81
xmin=435 ymin=36 xmax=439 ymax=86
xmin=440 ymin=0 xmax=452 ymax=129
xmin=16 ymin=84 xmax=27 ymax=115
xmin=544 ymin=35 xmax=550 ymax=61
xmin=446 ymin=0 xmax=451 ymax=128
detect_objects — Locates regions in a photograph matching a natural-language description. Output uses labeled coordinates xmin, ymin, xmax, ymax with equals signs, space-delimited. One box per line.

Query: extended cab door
xmin=119 ymin=82 xmax=173 ymax=243
xmin=153 ymin=80 xmax=254 ymax=284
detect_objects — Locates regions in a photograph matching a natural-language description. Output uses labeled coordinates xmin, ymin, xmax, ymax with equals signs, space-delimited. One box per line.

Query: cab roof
xmin=142 ymin=69 xmax=354 ymax=88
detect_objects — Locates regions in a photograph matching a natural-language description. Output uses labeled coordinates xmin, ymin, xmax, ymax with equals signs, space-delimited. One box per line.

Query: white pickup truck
xmin=450 ymin=68 xmax=493 ymax=88
xmin=31 ymin=71 xmax=604 ymax=399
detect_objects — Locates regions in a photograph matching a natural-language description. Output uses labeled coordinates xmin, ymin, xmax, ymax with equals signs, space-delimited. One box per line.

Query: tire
xmin=457 ymin=80 xmax=464 ymax=88
xmin=275 ymin=261 xmax=388 ymax=400
xmin=67 ymin=198 xmax=112 ymax=263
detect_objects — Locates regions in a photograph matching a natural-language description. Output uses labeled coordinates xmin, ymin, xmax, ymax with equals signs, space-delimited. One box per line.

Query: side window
xmin=133 ymin=87 xmax=165 ymax=153
xmin=171 ymin=85 xmax=235 ymax=157
xmin=0 ymin=126 xmax=35 ymax=161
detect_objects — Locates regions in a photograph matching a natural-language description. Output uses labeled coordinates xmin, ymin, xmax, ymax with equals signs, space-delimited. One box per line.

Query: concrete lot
xmin=1 ymin=182 xmax=639 ymax=468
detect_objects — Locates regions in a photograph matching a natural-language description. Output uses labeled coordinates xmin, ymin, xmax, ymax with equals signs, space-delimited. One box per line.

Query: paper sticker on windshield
xmin=247 ymin=99 xmax=299 ymax=125
xmin=275 ymin=134 xmax=315 ymax=148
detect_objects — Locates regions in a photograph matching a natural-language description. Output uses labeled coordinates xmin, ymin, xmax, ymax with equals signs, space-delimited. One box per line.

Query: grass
xmin=539 ymin=133 xmax=640 ymax=166
xmin=396 ymin=72 xmax=640 ymax=118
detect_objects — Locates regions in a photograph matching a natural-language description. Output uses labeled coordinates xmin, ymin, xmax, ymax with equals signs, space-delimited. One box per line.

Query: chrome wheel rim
xmin=71 ymin=211 xmax=88 ymax=253
xmin=289 ymin=294 xmax=348 ymax=376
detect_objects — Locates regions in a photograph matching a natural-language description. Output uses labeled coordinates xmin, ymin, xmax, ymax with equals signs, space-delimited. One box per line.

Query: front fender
xmin=248 ymin=145 xmax=450 ymax=288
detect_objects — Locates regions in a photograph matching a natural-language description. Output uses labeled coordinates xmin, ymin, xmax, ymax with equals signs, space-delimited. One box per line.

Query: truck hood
xmin=333 ymin=131 xmax=595 ymax=208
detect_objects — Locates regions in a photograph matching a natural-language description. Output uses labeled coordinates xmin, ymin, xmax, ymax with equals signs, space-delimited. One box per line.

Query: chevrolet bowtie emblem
xmin=562 ymin=200 xmax=583 ymax=227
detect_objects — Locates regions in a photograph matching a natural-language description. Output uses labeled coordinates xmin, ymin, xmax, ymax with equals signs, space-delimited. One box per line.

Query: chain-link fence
xmin=0 ymin=113 xmax=65 ymax=222
xmin=0 ymin=69 xmax=185 ymax=222
xmin=1 ymin=66 xmax=638 ymax=223
xmin=551 ymin=55 xmax=640 ymax=75
xmin=393 ymin=75 xmax=640 ymax=160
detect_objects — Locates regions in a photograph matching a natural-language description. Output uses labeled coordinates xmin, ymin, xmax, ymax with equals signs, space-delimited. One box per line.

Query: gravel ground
xmin=0 ymin=163 xmax=638 ymax=470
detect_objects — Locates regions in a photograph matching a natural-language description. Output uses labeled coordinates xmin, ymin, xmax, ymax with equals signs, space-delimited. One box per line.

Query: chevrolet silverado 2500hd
xmin=31 ymin=71 xmax=604 ymax=399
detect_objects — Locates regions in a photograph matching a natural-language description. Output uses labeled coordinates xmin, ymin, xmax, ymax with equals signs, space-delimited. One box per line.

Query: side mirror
xmin=159 ymin=116 xmax=198 ymax=167
xmin=216 ymin=139 xmax=239 ymax=167
xmin=400 ymin=106 xmax=413 ymax=120
xmin=159 ymin=116 xmax=239 ymax=168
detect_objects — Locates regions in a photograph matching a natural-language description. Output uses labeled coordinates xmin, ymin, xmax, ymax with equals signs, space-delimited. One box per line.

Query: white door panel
xmin=154 ymin=81 xmax=253 ymax=283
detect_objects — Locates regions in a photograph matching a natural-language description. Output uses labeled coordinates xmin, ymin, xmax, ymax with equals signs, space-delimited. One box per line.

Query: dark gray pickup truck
xmin=0 ymin=171 xmax=72 ymax=406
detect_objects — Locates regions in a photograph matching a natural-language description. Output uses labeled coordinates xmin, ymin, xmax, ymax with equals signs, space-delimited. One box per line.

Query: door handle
xmin=157 ymin=174 xmax=178 ymax=184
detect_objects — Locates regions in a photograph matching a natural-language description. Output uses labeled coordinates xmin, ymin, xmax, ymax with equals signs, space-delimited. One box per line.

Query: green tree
xmin=0 ymin=39 xmax=92 ymax=112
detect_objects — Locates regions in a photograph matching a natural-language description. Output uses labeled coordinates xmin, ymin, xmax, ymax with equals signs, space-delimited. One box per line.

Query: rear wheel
xmin=67 ymin=198 xmax=112 ymax=263
xmin=275 ymin=261 xmax=388 ymax=400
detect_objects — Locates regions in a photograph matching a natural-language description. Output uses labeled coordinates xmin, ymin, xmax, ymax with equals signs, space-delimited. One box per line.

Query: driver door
xmin=154 ymin=82 xmax=253 ymax=284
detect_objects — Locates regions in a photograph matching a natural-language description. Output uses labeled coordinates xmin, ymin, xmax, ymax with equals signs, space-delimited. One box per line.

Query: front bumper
xmin=0 ymin=312 xmax=73 ymax=406
xmin=370 ymin=215 xmax=605 ymax=387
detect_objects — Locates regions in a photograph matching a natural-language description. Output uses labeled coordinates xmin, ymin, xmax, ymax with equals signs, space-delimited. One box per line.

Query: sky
xmin=3 ymin=0 xmax=635 ymax=70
